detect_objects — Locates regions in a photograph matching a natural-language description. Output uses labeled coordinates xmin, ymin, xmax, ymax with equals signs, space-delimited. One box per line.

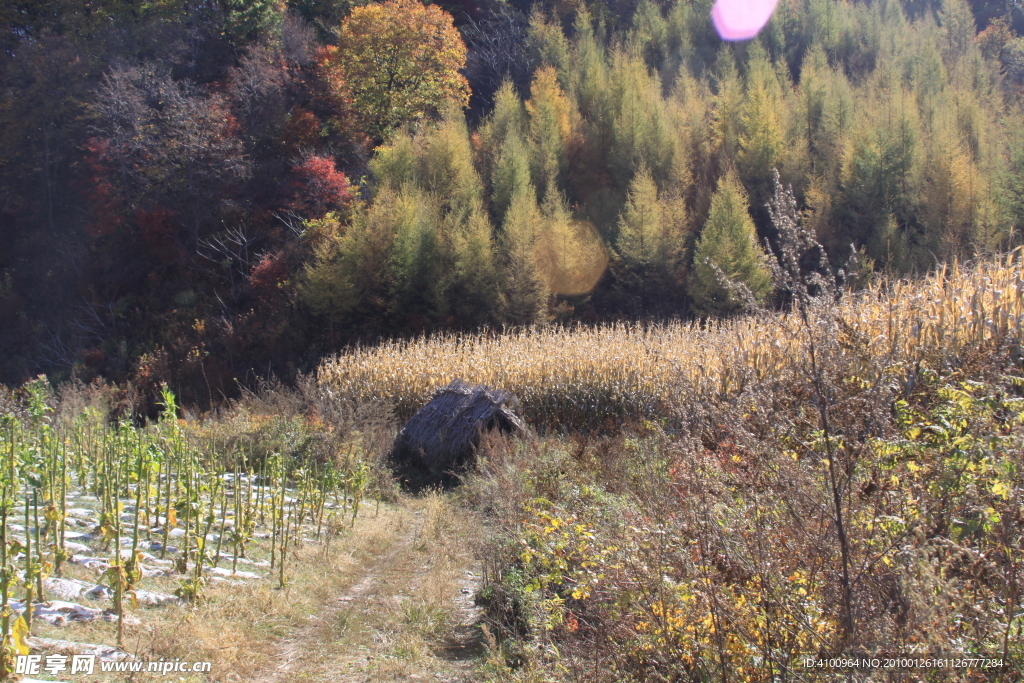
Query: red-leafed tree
xmin=248 ymin=249 xmax=291 ymax=293
xmin=282 ymin=108 xmax=321 ymax=154
xmin=290 ymin=154 xmax=352 ymax=217
xmin=91 ymin=64 xmax=250 ymax=242
xmin=135 ymin=207 xmax=182 ymax=258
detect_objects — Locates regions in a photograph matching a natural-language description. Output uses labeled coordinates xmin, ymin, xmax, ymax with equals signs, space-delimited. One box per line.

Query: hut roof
xmin=390 ymin=379 xmax=527 ymax=477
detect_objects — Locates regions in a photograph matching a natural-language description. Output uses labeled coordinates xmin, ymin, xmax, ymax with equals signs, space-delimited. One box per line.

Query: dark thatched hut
xmin=390 ymin=379 xmax=528 ymax=477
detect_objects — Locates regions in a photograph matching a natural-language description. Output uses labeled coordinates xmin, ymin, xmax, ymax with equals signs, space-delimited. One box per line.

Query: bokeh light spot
xmin=711 ymin=0 xmax=780 ymax=41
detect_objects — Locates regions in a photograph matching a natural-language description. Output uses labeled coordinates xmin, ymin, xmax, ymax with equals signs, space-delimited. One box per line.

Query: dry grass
xmin=109 ymin=492 xmax=487 ymax=683
xmin=28 ymin=504 xmax=429 ymax=682
xmin=319 ymin=250 xmax=1024 ymax=428
xmin=34 ymin=504 xmax=417 ymax=682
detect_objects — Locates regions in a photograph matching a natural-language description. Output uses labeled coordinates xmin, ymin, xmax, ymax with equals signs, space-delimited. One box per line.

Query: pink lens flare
xmin=711 ymin=0 xmax=780 ymax=41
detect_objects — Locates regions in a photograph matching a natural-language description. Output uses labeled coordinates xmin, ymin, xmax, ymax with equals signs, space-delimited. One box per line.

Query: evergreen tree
xmin=1004 ymin=134 xmax=1024 ymax=240
xmin=616 ymin=165 xmax=665 ymax=268
xmin=534 ymin=177 xmax=570 ymax=294
xmin=614 ymin=165 xmax=688 ymax=312
xmin=608 ymin=48 xmax=677 ymax=191
xmin=837 ymin=90 xmax=924 ymax=269
xmin=737 ymin=45 xmax=786 ymax=204
xmin=526 ymin=66 xmax=575 ymax=196
xmin=527 ymin=9 xmax=571 ymax=77
xmin=450 ymin=200 xmax=504 ymax=325
xmin=688 ymin=171 xmax=772 ymax=315
xmin=670 ymin=71 xmax=715 ymax=224
xmin=798 ymin=44 xmax=851 ymax=181
xmin=534 ymin=174 xmax=601 ymax=297
xmin=712 ymin=46 xmax=743 ymax=166
xmin=940 ymin=0 xmax=977 ymax=64
xmin=301 ymin=194 xmax=400 ymax=324
xmin=478 ymin=79 xmax=527 ymax=185
xmin=488 ymin=80 xmax=528 ymax=146
xmin=502 ymin=178 xmax=549 ymax=324
xmin=417 ymin=105 xmax=484 ymax=221
xmin=568 ymin=11 xmax=610 ymax=118
xmin=629 ymin=0 xmax=670 ymax=72
xmin=389 ymin=185 xmax=449 ymax=324
xmin=492 ymin=133 xmax=534 ymax=223
xmin=371 ymin=133 xmax=418 ymax=190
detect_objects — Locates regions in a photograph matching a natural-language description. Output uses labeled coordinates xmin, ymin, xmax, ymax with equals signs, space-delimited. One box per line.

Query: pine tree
xmin=492 ymin=133 xmax=534 ymax=223
xmin=616 ymin=165 xmax=664 ymax=269
xmin=478 ymin=79 xmax=526 ymax=184
xmin=798 ymin=43 xmax=851 ymax=180
xmin=526 ymin=66 xmax=574 ymax=196
xmin=711 ymin=45 xmax=743 ymax=166
xmin=527 ymin=9 xmax=571 ymax=76
xmin=371 ymin=133 xmax=418 ymax=190
xmin=939 ymin=0 xmax=977 ymax=64
xmin=613 ymin=165 xmax=688 ymax=312
xmin=450 ymin=199 xmax=504 ymax=324
xmin=418 ymin=104 xmax=484 ymax=221
xmin=737 ymin=43 xmax=786 ymax=205
xmin=567 ymin=11 xmax=609 ymax=118
xmin=688 ymin=171 xmax=772 ymax=315
xmin=837 ymin=88 xmax=924 ymax=270
xmin=1004 ymin=134 xmax=1024 ymax=244
xmin=608 ymin=48 xmax=677 ymax=191
xmin=629 ymin=0 xmax=670 ymax=71
xmin=301 ymin=213 xmax=360 ymax=319
xmin=388 ymin=185 xmax=450 ymax=324
xmin=501 ymin=178 xmax=549 ymax=324
xmin=671 ymin=71 xmax=715 ymax=222
xmin=301 ymin=193 xmax=400 ymax=322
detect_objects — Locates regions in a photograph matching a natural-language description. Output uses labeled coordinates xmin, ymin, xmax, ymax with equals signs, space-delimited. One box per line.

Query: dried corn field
xmin=319 ymin=250 xmax=1024 ymax=429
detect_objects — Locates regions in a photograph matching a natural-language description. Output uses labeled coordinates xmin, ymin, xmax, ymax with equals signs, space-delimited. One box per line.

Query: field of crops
xmin=319 ymin=250 xmax=1024 ymax=429
xmin=0 ymin=386 xmax=372 ymax=675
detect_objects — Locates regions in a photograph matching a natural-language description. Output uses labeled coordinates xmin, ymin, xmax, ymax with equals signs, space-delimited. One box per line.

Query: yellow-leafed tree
xmin=321 ymin=0 xmax=470 ymax=140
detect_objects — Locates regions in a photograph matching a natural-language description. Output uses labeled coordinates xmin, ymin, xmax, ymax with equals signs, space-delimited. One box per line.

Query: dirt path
xmin=253 ymin=494 xmax=485 ymax=683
